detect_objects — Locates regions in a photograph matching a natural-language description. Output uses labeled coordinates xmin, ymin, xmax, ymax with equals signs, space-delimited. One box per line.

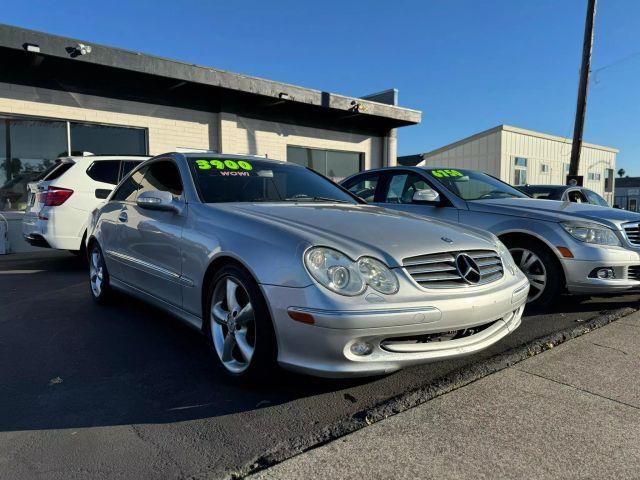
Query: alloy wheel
xmin=509 ymin=247 xmax=548 ymax=303
xmin=89 ymin=246 xmax=104 ymax=298
xmin=211 ymin=276 xmax=256 ymax=374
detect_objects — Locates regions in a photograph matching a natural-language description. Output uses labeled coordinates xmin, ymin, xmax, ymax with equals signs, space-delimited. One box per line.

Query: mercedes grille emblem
xmin=455 ymin=253 xmax=481 ymax=284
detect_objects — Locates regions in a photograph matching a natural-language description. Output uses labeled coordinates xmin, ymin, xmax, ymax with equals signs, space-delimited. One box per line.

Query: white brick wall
xmin=0 ymin=84 xmax=386 ymax=168
xmin=0 ymin=82 xmax=218 ymax=154
xmin=218 ymin=112 xmax=383 ymax=168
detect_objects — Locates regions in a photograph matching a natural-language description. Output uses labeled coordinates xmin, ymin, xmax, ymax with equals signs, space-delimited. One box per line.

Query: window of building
xmin=287 ymin=146 xmax=362 ymax=182
xmin=0 ymin=117 xmax=68 ymax=211
xmin=565 ymin=163 xmax=570 ymax=174
xmin=630 ymin=198 xmax=637 ymax=212
xmin=0 ymin=114 xmax=148 ymax=211
xmin=541 ymin=164 xmax=549 ymax=173
xmin=588 ymin=172 xmax=602 ymax=181
xmin=513 ymin=157 xmax=527 ymax=186
xmin=70 ymin=123 xmax=147 ymax=155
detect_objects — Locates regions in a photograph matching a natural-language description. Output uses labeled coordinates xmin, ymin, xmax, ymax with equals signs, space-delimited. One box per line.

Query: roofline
xmin=499 ymin=124 xmax=619 ymax=153
xmin=403 ymin=124 xmax=618 ymax=160
xmin=0 ymin=24 xmax=421 ymax=126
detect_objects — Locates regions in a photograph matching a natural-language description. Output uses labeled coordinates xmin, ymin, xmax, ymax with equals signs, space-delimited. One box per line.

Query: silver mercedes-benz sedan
xmin=86 ymin=153 xmax=529 ymax=379
xmin=342 ymin=166 xmax=640 ymax=307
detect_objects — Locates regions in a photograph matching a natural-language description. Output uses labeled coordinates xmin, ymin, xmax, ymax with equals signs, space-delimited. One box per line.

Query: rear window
xmin=86 ymin=160 xmax=121 ymax=185
xmin=44 ymin=162 xmax=74 ymax=181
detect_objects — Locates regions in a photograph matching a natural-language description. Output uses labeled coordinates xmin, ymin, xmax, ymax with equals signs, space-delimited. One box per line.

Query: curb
xmin=234 ymin=305 xmax=638 ymax=479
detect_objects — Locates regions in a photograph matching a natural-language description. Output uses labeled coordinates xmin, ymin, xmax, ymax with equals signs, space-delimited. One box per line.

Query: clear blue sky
xmin=4 ymin=0 xmax=640 ymax=174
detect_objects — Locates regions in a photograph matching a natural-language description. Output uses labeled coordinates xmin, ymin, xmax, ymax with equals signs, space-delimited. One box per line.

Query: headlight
xmin=561 ymin=222 xmax=621 ymax=246
xmin=357 ymin=256 xmax=400 ymax=294
xmin=304 ymin=247 xmax=399 ymax=296
xmin=495 ymin=238 xmax=518 ymax=275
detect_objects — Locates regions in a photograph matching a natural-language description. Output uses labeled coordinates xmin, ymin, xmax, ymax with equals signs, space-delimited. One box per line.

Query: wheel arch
xmin=498 ymin=230 xmax=567 ymax=289
xmin=200 ymin=255 xmax=273 ymax=331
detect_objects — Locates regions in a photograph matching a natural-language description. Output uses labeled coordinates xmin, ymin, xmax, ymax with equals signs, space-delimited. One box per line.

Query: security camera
xmin=76 ymin=43 xmax=92 ymax=55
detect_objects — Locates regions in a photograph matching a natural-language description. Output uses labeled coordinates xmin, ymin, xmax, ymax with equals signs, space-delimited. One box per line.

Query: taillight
xmin=43 ymin=186 xmax=74 ymax=206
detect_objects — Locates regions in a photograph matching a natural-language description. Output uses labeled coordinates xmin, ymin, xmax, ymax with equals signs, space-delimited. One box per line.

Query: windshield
xmin=426 ymin=168 xmax=528 ymax=201
xmin=190 ymin=157 xmax=359 ymax=204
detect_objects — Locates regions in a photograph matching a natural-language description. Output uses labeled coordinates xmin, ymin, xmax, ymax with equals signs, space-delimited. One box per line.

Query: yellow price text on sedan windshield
xmin=430 ymin=169 xmax=463 ymax=178
xmin=195 ymin=159 xmax=253 ymax=171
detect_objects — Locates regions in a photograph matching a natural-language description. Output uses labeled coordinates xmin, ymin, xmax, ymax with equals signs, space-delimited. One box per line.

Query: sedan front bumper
xmin=262 ymin=277 xmax=529 ymax=378
xmin=562 ymin=247 xmax=640 ymax=294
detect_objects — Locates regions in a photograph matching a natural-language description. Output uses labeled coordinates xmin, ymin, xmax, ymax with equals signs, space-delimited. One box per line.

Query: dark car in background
xmin=517 ymin=185 xmax=609 ymax=207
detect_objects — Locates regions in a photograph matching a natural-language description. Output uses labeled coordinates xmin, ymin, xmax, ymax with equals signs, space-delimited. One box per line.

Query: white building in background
xmin=399 ymin=125 xmax=618 ymax=204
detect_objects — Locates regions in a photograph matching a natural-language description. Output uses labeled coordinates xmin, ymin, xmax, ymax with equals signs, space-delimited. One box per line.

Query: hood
xmin=469 ymin=198 xmax=640 ymax=228
xmin=209 ymin=203 xmax=498 ymax=267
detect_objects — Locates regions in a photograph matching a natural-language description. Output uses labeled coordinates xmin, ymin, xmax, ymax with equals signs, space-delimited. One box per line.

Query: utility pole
xmin=568 ymin=0 xmax=597 ymax=183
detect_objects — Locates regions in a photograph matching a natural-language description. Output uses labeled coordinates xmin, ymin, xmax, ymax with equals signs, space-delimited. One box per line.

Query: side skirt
xmin=110 ymin=277 xmax=203 ymax=331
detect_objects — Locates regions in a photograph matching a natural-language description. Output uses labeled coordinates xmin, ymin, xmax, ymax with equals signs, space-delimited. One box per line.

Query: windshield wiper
xmin=284 ymin=195 xmax=351 ymax=203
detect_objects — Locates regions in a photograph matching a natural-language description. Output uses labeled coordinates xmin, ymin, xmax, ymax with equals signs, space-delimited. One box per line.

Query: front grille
xmin=623 ymin=223 xmax=640 ymax=246
xmin=628 ymin=265 xmax=640 ymax=280
xmin=403 ymin=249 xmax=503 ymax=289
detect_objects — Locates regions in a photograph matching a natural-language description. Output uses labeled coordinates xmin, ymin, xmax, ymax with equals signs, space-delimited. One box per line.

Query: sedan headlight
xmin=304 ymin=247 xmax=399 ymax=296
xmin=561 ymin=222 xmax=621 ymax=246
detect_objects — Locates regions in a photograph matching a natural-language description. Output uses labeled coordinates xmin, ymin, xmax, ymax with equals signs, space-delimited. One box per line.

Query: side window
xmin=138 ymin=161 xmax=183 ymax=199
xmin=119 ymin=161 xmax=141 ymax=181
xmin=385 ymin=174 xmax=408 ymax=203
xmin=343 ymin=173 xmax=380 ymax=202
xmin=86 ymin=161 xmax=121 ymax=185
xmin=567 ymin=190 xmax=587 ymax=203
xmin=112 ymin=167 xmax=146 ymax=202
xmin=384 ymin=173 xmax=430 ymax=204
xmin=584 ymin=189 xmax=609 ymax=207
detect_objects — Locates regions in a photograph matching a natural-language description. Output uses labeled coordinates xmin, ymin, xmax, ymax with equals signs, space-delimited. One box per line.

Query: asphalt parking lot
xmin=1 ymin=251 xmax=639 ymax=479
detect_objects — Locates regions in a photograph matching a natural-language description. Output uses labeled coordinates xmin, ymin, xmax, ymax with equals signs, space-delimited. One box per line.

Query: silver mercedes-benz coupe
xmin=86 ymin=153 xmax=529 ymax=379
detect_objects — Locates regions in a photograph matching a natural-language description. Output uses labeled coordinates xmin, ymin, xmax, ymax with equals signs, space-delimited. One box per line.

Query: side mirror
xmin=412 ymin=188 xmax=440 ymax=204
xmin=95 ymin=188 xmax=112 ymax=199
xmin=136 ymin=190 xmax=181 ymax=213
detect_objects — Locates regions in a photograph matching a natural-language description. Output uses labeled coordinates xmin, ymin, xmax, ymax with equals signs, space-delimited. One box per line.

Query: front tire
xmin=89 ymin=242 xmax=112 ymax=304
xmin=204 ymin=264 xmax=278 ymax=380
xmin=504 ymin=238 xmax=562 ymax=308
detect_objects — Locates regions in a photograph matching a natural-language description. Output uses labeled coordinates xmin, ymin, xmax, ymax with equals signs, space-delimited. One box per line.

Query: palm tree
xmin=618 ymin=168 xmax=626 ymax=178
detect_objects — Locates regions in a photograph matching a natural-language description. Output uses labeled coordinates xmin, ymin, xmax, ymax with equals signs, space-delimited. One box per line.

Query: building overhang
xmin=0 ymin=24 xmax=421 ymax=136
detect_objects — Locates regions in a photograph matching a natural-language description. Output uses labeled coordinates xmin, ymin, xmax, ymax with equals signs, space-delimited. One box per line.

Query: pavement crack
xmin=516 ymin=368 xmax=640 ymax=412
xmin=590 ymin=342 xmax=629 ymax=356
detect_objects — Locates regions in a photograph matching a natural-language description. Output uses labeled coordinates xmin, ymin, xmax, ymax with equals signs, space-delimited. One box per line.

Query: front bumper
xmin=262 ymin=276 xmax=529 ymax=378
xmin=562 ymin=247 xmax=640 ymax=294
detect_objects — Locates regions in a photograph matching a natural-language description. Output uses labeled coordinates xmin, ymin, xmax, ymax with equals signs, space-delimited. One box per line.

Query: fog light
xmin=596 ymin=268 xmax=615 ymax=279
xmin=350 ymin=341 xmax=373 ymax=356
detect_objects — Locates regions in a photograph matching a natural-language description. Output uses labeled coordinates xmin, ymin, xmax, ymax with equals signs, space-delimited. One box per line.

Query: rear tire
xmin=503 ymin=237 xmax=563 ymax=308
xmin=89 ymin=242 xmax=112 ymax=304
xmin=204 ymin=264 xmax=278 ymax=381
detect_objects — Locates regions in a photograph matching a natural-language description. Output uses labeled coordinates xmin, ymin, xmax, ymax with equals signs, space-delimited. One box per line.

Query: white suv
xmin=22 ymin=155 xmax=149 ymax=253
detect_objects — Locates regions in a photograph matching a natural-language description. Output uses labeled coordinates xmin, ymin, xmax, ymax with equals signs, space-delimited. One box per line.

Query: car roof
xmin=58 ymin=155 xmax=150 ymax=162
xmin=519 ymin=185 xmax=568 ymax=190
xmin=176 ymin=152 xmax=288 ymax=165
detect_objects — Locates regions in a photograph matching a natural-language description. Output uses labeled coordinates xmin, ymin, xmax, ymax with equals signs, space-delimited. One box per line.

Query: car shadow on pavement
xmin=0 ymin=271 xmax=373 ymax=433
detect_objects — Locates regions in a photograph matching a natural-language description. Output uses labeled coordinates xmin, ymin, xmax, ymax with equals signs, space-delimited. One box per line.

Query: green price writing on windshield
xmin=430 ymin=169 xmax=463 ymax=178
xmin=196 ymin=159 xmax=253 ymax=171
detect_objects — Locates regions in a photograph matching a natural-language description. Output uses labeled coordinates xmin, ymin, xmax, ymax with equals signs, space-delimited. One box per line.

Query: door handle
xmin=118 ymin=211 xmax=128 ymax=223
